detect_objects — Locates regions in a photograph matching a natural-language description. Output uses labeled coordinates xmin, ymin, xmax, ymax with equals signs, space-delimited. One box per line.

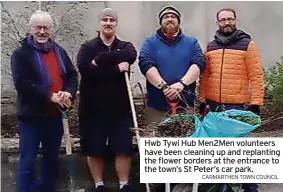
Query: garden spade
xmin=56 ymin=105 xmax=77 ymax=192
xmin=166 ymin=98 xmax=180 ymax=115
xmin=124 ymin=72 xmax=151 ymax=192
xmin=165 ymin=98 xmax=199 ymax=192
xmin=165 ymin=98 xmax=179 ymax=192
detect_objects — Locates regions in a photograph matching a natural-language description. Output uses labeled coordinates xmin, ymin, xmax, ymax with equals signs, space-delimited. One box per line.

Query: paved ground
xmin=1 ymin=129 xmax=283 ymax=192
xmin=1 ymin=152 xmax=146 ymax=192
xmin=2 ymin=152 xmax=282 ymax=192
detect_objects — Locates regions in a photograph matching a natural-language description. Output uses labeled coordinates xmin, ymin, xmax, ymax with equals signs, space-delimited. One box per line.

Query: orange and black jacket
xmin=199 ymin=29 xmax=264 ymax=106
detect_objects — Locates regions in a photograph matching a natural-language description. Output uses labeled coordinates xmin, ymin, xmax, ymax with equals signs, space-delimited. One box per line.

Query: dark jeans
xmin=206 ymin=100 xmax=245 ymax=112
xmin=17 ymin=116 xmax=63 ymax=192
xmin=207 ymin=101 xmax=258 ymax=192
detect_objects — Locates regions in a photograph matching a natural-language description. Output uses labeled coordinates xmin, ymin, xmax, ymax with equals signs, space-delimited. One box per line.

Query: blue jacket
xmin=138 ymin=29 xmax=205 ymax=111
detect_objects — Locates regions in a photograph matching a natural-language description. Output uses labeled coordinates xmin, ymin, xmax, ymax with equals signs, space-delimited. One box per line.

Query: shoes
xmin=93 ymin=185 xmax=107 ymax=192
xmin=119 ymin=184 xmax=132 ymax=192
xmin=242 ymin=183 xmax=258 ymax=192
xmin=219 ymin=184 xmax=229 ymax=192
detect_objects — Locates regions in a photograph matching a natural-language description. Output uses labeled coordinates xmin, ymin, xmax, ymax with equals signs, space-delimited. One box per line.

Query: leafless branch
xmin=52 ymin=2 xmax=86 ymax=38
xmin=1 ymin=1 xmax=108 ymax=83
xmin=45 ymin=2 xmax=56 ymax=12
xmin=1 ymin=2 xmax=23 ymax=44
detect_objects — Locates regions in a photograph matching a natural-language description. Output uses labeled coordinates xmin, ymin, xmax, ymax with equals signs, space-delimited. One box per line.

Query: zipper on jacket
xmin=219 ymin=47 xmax=225 ymax=103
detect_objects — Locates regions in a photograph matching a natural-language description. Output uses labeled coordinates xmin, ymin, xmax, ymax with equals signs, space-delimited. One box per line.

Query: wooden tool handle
xmin=124 ymin=72 xmax=150 ymax=192
xmin=124 ymin=72 xmax=139 ymax=129
xmin=63 ymin=118 xmax=72 ymax=155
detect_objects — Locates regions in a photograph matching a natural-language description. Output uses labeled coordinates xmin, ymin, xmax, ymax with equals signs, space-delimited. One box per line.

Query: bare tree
xmin=1 ymin=1 xmax=39 ymax=90
xmin=1 ymin=1 xmax=90 ymax=78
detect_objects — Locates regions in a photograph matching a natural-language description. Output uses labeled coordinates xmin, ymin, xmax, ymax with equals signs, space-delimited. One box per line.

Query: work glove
xmin=199 ymin=102 xmax=207 ymax=115
xmin=246 ymin=105 xmax=260 ymax=115
xmin=94 ymin=52 xmax=113 ymax=66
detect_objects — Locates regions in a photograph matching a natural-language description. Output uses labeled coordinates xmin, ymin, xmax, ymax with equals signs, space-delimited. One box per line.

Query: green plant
xmin=264 ymin=57 xmax=283 ymax=105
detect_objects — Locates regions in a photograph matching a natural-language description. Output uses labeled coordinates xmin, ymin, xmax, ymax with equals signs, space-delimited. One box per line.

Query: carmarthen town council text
xmin=202 ymin=175 xmax=279 ymax=180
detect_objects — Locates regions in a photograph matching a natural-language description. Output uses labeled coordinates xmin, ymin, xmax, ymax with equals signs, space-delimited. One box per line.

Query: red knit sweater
xmin=43 ymin=50 xmax=63 ymax=115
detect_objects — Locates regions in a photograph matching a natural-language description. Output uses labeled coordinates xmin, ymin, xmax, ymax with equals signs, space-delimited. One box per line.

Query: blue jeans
xmin=17 ymin=116 xmax=63 ymax=192
xmin=207 ymin=101 xmax=258 ymax=192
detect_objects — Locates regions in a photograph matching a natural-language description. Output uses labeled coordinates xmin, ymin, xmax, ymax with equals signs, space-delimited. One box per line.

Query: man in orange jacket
xmin=199 ymin=8 xmax=264 ymax=115
xmin=199 ymin=8 xmax=264 ymax=192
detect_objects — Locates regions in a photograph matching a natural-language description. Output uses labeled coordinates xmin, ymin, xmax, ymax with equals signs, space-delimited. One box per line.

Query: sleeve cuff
xmin=49 ymin=91 xmax=54 ymax=101
xmin=193 ymin=61 xmax=205 ymax=73
xmin=140 ymin=63 xmax=154 ymax=76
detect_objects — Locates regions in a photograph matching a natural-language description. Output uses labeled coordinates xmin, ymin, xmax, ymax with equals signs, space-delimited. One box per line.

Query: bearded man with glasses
xmin=199 ymin=7 xmax=264 ymax=192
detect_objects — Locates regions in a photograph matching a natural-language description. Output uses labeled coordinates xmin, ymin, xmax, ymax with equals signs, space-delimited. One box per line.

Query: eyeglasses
xmin=101 ymin=17 xmax=116 ymax=23
xmin=163 ymin=14 xmax=177 ymax=20
xmin=32 ymin=25 xmax=51 ymax=31
xmin=218 ymin=18 xmax=235 ymax=23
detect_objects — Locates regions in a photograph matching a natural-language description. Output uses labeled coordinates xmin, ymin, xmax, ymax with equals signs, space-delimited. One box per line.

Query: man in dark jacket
xmin=77 ymin=8 xmax=137 ymax=192
xmin=10 ymin=10 xmax=78 ymax=192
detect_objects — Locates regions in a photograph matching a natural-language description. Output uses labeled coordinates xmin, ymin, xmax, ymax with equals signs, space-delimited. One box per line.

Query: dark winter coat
xmin=76 ymin=34 xmax=137 ymax=117
xmin=10 ymin=37 xmax=78 ymax=117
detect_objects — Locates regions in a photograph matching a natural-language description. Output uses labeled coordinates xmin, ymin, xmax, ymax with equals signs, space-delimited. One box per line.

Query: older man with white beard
xmin=11 ymin=10 xmax=78 ymax=192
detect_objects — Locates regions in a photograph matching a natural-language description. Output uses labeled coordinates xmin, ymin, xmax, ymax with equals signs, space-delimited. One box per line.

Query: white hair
xmin=29 ymin=10 xmax=53 ymax=27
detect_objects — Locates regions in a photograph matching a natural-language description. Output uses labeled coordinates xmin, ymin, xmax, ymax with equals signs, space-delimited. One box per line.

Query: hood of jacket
xmin=214 ymin=29 xmax=251 ymax=45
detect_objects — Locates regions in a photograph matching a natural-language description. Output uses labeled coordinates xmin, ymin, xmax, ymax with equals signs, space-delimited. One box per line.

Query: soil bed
xmin=1 ymin=97 xmax=282 ymax=138
xmin=1 ymin=98 xmax=147 ymax=138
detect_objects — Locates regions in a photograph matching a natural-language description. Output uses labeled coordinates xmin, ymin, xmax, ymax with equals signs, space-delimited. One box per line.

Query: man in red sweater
xmin=11 ymin=10 xmax=78 ymax=192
